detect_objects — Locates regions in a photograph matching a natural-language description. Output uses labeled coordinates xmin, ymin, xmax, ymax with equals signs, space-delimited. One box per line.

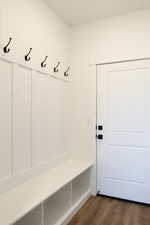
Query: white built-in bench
xmin=0 ymin=160 xmax=93 ymax=225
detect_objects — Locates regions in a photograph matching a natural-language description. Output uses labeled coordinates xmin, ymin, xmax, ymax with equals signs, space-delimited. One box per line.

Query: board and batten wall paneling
xmin=13 ymin=65 xmax=32 ymax=174
xmin=0 ymin=58 xmax=68 ymax=194
xmin=0 ymin=59 xmax=12 ymax=180
xmin=0 ymin=0 xmax=69 ymax=194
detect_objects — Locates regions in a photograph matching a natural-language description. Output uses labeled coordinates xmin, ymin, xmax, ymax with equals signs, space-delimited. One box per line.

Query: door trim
xmin=96 ymin=57 xmax=150 ymax=66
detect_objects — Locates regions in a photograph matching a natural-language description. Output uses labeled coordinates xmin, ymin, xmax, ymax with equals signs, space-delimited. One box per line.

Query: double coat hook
xmin=54 ymin=61 xmax=60 ymax=73
xmin=3 ymin=37 xmax=12 ymax=53
xmin=64 ymin=66 xmax=70 ymax=76
xmin=25 ymin=48 xmax=32 ymax=61
xmin=41 ymin=56 xmax=48 ymax=68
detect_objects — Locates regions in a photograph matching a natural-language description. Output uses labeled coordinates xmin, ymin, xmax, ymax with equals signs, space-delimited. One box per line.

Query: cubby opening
xmin=14 ymin=205 xmax=43 ymax=225
xmin=44 ymin=182 xmax=72 ymax=225
xmin=72 ymin=169 xmax=91 ymax=205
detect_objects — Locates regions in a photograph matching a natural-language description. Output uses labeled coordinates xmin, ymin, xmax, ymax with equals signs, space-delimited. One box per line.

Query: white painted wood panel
xmin=32 ymin=72 xmax=52 ymax=166
xmin=108 ymin=69 xmax=145 ymax=132
xmin=0 ymin=56 xmax=68 ymax=194
xmin=32 ymin=72 xmax=66 ymax=166
xmin=0 ymin=60 xmax=12 ymax=180
xmin=13 ymin=65 xmax=31 ymax=174
xmin=104 ymin=146 xmax=146 ymax=183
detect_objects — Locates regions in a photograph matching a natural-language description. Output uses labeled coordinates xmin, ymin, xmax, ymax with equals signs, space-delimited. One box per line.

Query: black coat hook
xmin=64 ymin=66 xmax=70 ymax=77
xmin=41 ymin=56 xmax=48 ymax=68
xmin=3 ymin=37 xmax=12 ymax=53
xmin=54 ymin=61 xmax=60 ymax=73
xmin=25 ymin=48 xmax=32 ymax=61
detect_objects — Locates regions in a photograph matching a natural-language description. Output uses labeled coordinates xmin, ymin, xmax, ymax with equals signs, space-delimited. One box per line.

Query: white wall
xmin=0 ymin=0 xmax=70 ymax=193
xmin=69 ymin=9 xmax=150 ymax=183
xmin=0 ymin=0 xmax=69 ymax=69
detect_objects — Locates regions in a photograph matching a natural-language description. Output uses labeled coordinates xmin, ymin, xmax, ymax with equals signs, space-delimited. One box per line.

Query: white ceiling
xmin=45 ymin=0 xmax=150 ymax=25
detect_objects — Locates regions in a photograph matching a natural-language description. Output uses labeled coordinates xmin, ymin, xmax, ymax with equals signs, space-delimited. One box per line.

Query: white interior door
xmin=97 ymin=60 xmax=150 ymax=204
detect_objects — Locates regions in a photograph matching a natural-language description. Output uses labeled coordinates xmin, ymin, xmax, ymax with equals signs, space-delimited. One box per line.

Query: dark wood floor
xmin=68 ymin=196 xmax=150 ymax=225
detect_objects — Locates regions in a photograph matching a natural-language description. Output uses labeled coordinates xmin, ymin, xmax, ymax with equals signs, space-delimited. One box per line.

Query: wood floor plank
xmin=67 ymin=196 xmax=150 ymax=225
